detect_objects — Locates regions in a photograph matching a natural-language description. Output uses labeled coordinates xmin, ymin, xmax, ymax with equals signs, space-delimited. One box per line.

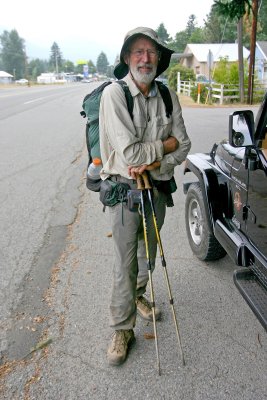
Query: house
xmin=255 ymin=41 xmax=267 ymax=85
xmin=180 ymin=43 xmax=250 ymax=77
xmin=0 ymin=71 xmax=13 ymax=84
xmin=37 ymin=73 xmax=67 ymax=84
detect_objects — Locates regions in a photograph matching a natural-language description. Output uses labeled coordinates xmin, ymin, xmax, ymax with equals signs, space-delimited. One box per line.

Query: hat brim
xmin=114 ymin=33 xmax=174 ymax=80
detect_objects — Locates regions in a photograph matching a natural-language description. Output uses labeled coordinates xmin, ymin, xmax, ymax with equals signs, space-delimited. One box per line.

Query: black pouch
xmin=127 ymin=189 xmax=142 ymax=212
xmin=152 ymin=176 xmax=177 ymax=207
xmin=99 ymin=179 xmax=130 ymax=207
xmin=152 ymin=176 xmax=177 ymax=194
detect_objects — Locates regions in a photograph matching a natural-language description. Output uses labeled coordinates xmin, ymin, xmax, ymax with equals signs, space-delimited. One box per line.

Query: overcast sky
xmin=1 ymin=0 xmax=215 ymax=65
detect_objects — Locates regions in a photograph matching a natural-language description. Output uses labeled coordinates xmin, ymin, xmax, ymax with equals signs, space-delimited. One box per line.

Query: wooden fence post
xmin=220 ymin=84 xmax=224 ymax=105
xmin=177 ymin=72 xmax=181 ymax=94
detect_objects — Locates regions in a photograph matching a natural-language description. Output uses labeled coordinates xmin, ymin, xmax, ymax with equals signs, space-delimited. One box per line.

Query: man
xmin=99 ymin=27 xmax=191 ymax=366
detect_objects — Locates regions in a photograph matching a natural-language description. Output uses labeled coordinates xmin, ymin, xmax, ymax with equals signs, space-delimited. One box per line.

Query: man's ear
xmin=124 ymin=54 xmax=129 ymax=65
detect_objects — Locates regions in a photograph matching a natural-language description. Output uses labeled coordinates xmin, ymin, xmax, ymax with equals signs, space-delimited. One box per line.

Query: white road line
xmin=24 ymin=97 xmax=45 ymax=104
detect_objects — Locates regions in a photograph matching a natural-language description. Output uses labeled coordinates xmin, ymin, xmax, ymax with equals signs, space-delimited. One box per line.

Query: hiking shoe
xmin=136 ymin=296 xmax=161 ymax=321
xmin=107 ymin=329 xmax=135 ymax=366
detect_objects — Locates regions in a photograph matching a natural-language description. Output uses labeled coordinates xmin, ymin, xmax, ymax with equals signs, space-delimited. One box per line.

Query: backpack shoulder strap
xmin=115 ymin=80 xmax=134 ymax=120
xmin=80 ymin=81 xmax=112 ymax=118
xmin=112 ymin=80 xmax=172 ymax=120
xmin=156 ymin=81 xmax=173 ymax=118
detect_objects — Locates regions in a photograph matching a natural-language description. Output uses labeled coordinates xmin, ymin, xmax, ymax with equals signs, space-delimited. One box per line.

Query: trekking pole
xmin=136 ymin=173 xmax=161 ymax=376
xmin=141 ymin=171 xmax=185 ymax=366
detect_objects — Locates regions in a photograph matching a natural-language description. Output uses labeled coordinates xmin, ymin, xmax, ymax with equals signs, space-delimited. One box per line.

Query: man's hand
xmin=128 ymin=161 xmax=160 ymax=179
xmin=162 ymin=136 xmax=179 ymax=154
xmin=127 ymin=137 xmax=178 ymax=179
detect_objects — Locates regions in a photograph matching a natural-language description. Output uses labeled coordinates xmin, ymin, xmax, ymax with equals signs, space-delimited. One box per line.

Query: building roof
xmin=257 ymin=41 xmax=267 ymax=60
xmin=184 ymin=43 xmax=250 ymax=62
xmin=0 ymin=71 xmax=13 ymax=78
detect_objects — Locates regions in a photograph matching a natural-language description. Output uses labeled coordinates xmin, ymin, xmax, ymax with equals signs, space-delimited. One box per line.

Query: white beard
xmin=130 ymin=63 xmax=157 ymax=84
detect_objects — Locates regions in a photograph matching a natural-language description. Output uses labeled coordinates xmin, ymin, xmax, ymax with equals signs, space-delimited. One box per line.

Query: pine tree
xmin=49 ymin=42 xmax=63 ymax=73
xmin=0 ymin=29 xmax=26 ymax=79
xmin=96 ymin=52 xmax=109 ymax=74
xmin=156 ymin=23 xmax=171 ymax=44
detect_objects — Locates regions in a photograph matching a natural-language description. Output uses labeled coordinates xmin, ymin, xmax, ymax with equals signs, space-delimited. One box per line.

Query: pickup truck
xmin=183 ymin=92 xmax=267 ymax=330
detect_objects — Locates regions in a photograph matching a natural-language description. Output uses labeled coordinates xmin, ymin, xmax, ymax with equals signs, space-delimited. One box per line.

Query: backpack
xmin=80 ymin=79 xmax=173 ymax=192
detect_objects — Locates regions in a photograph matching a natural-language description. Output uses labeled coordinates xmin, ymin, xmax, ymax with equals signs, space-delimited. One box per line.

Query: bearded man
xmin=99 ymin=27 xmax=191 ymax=366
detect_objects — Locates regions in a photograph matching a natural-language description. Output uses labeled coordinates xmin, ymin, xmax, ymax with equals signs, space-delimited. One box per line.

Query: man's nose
xmin=142 ymin=51 xmax=150 ymax=62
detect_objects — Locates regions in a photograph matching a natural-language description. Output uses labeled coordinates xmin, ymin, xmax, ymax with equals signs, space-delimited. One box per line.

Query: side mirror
xmin=229 ymin=110 xmax=254 ymax=147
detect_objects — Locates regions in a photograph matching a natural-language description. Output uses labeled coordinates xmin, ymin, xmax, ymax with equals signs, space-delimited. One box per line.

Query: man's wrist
xmin=162 ymin=137 xmax=179 ymax=154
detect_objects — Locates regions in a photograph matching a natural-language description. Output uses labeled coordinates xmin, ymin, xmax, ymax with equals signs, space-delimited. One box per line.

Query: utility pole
xmin=248 ymin=0 xmax=259 ymax=105
xmin=237 ymin=18 xmax=244 ymax=103
xmin=55 ymin=50 xmax=58 ymax=76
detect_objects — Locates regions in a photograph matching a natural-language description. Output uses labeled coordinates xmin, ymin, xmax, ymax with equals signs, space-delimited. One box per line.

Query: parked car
xmin=81 ymin=78 xmax=93 ymax=83
xmin=15 ymin=79 xmax=29 ymax=84
xmin=183 ymin=92 xmax=267 ymax=330
xmin=196 ymin=74 xmax=215 ymax=84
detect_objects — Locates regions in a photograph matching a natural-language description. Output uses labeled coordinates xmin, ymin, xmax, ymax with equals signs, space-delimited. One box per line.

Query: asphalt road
xmin=0 ymin=84 xmax=266 ymax=399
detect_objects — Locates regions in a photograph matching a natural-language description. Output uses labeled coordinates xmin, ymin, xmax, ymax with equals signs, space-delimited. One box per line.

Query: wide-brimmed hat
xmin=114 ymin=27 xmax=174 ymax=79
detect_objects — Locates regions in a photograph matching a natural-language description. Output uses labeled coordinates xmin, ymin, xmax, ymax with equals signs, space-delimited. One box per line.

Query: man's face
xmin=125 ymin=37 xmax=159 ymax=85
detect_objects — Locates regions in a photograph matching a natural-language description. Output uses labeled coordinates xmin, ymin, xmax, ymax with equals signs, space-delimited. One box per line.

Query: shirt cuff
xmin=155 ymin=140 xmax=164 ymax=161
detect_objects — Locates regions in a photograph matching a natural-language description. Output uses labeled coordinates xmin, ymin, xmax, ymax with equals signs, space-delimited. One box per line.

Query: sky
xmin=1 ymin=0 xmax=215 ymax=65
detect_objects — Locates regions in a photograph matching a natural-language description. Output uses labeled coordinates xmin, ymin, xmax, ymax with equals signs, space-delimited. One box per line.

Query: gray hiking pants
xmin=108 ymin=187 xmax=167 ymax=330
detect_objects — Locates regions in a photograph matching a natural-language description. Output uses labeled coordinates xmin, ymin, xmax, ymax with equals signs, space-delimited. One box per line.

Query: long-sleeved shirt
xmin=99 ymin=74 xmax=191 ymax=181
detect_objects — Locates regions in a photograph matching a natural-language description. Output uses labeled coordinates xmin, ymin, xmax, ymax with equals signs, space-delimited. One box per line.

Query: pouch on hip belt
xmin=99 ymin=179 xmax=130 ymax=207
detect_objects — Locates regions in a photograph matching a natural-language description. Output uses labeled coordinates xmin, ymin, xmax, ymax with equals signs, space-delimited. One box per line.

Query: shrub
xmin=167 ymin=64 xmax=194 ymax=91
xmin=190 ymin=83 xmax=209 ymax=103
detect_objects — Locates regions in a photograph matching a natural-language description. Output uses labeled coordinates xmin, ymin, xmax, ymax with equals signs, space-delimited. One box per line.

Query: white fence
xmin=178 ymin=80 xmax=266 ymax=104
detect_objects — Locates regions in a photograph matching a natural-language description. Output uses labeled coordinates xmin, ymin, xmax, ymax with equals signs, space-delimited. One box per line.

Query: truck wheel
xmin=185 ymin=182 xmax=226 ymax=261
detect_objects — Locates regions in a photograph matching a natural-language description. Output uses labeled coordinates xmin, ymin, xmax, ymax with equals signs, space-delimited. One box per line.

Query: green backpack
xmin=80 ymin=80 xmax=173 ymax=192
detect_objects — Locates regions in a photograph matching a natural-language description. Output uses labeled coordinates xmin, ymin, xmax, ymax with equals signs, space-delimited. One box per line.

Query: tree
xmin=169 ymin=15 xmax=205 ymax=54
xmin=96 ymin=52 xmax=109 ymax=74
xmin=257 ymin=0 xmax=267 ymax=39
xmin=63 ymin=60 xmax=75 ymax=73
xmin=106 ymin=65 xmax=115 ymax=78
xmin=186 ymin=15 xmax=198 ymax=38
xmin=156 ymin=23 xmax=171 ymax=44
xmin=0 ymin=29 xmax=26 ymax=79
xmin=28 ymin=58 xmax=49 ymax=79
xmin=49 ymin=42 xmax=63 ymax=73
xmin=88 ymin=60 xmax=96 ymax=74
xmin=204 ymin=7 xmax=237 ymax=42
xmin=169 ymin=31 xmax=189 ymax=53
xmin=247 ymin=0 xmax=259 ymax=104
xmin=189 ymin=27 xmax=206 ymax=43
xmin=213 ymin=0 xmax=252 ymax=103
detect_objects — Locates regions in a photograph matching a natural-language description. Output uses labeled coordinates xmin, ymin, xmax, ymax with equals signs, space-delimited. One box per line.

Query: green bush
xmin=213 ymin=56 xmax=249 ymax=85
xmin=167 ymin=64 xmax=194 ymax=91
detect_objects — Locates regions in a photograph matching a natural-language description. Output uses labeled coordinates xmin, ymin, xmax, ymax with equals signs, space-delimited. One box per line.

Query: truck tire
xmin=185 ymin=182 xmax=226 ymax=261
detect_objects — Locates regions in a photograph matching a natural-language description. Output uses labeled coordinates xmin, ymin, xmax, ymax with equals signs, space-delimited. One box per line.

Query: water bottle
xmin=87 ymin=158 xmax=102 ymax=180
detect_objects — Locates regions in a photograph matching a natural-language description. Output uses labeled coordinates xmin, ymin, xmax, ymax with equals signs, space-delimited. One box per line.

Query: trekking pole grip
xmin=142 ymin=171 xmax=152 ymax=189
xmin=136 ymin=174 xmax=145 ymax=190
